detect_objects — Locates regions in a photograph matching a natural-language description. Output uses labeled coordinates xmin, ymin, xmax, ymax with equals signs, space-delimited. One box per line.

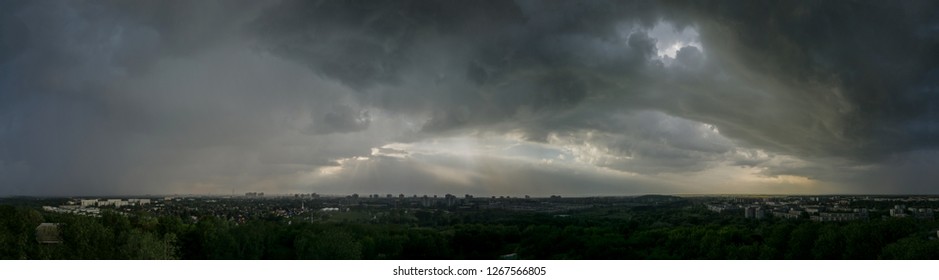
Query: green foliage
xmin=881 ymin=237 xmax=939 ymax=259
xmin=296 ymin=228 xmax=362 ymax=259
xmin=1 ymin=203 xmax=938 ymax=259
xmin=121 ymin=230 xmax=177 ymax=259
xmin=0 ymin=206 xmax=43 ymax=259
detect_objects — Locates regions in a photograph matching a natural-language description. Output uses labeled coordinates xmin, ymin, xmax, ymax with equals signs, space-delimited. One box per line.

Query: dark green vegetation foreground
xmin=1 ymin=201 xmax=938 ymax=259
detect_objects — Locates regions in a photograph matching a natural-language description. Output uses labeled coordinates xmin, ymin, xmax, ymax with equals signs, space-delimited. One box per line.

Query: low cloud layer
xmin=2 ymin=1 xmax=939 ymax=196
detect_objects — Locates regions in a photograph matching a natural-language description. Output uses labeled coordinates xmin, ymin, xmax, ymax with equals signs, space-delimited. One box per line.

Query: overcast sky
xmin=2 ymin=0 xmax=939 ymax=196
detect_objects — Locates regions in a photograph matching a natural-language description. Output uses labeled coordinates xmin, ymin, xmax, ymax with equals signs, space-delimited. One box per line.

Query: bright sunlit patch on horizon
xmin=420 ymin=163 xmax=480 ymax=186
xmin=371 ymin=132 xmax=649 ymax=180
xmin=317 ymin=165 xmax=342 ymax=176
xmin=304 ymin=114 xmax=835 ymax=195
xmin=737 ymin=167 xmax=816 ymax=186
xmin=765 ymin=174 xmax=815 ymax=185
xmin=651 ymin=163 xmax=825 ymax=195
xmin=315 ymin=156 xmax=370 ymax=176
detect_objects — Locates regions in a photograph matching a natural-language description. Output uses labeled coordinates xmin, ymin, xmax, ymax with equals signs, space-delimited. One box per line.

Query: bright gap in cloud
xmin=303 ymin=110 xmax=839 ymax=195
xmin=648 ymin=21 xmax=703 ymax=60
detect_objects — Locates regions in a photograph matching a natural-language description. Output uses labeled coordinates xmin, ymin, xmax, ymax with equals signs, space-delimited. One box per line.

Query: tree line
xmin=1 ymin=204 xmax=937 ymax=259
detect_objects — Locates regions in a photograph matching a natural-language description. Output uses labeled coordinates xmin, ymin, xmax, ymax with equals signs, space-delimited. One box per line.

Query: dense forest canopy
xmin=1 ymin=198 xmax=938 ymax=260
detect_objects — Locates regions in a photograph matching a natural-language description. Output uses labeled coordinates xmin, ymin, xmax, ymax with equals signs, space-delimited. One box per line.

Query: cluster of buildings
xmin=349 ymin=193 xmax=601 ymax=213
xmin=41 ymin=205 xmax=102 ymax=216
xmin=811 ymin=210 xmax=869 ymax=222
xmin=708 ymin=203 xmax=873 ymax=222
xmin=888 ymin=205 xmax=935 ymax=219
xmin=68 ymin=194 xmax=659 ymax=225
xmin=80 ymin=198 xmax=151 ymax=208
xmin=705 ymin=196 xmax=939 ymax=222
xmin=40 ymin=198 xmax=155 ymax=217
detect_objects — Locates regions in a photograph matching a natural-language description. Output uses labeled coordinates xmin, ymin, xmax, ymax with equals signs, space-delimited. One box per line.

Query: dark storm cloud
xmin=249 ymin=0 xmax=666 ymax=131
xmin=3 ymin=0 xmax=939 ymax=195
xmin=307 ymin=105 xmax=371 ymax=135
xmin=250 ymin=0 xmax=939 ymax=162
xmin=251 ymin=0 xmax=939 ymax=192
xmin=0 ymin=0 xmax=383 ymax=195
xmin=541 ymin=111 xmax=738 ymax=175
xmin=661 ymin=0 xmax=939 ymax=161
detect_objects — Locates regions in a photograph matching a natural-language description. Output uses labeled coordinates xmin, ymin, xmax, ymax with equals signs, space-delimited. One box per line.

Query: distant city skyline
xmin=2 ymin=1 xmax=939 ymax=196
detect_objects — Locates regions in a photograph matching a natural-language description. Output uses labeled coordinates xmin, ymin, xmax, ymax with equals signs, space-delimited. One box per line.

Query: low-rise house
xmin=35 ymin=223 xmax=62 ymax=244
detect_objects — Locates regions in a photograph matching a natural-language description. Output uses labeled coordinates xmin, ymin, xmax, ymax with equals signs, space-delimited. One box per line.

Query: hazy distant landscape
xmin=2 ymin=194 xmax=938 ymax=259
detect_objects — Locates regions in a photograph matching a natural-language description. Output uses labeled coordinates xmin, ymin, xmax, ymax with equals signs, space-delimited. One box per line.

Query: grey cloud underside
xmin=666 ymin=1 xmax=939 ymax=161
xmin=252 ymin=0 xmax=939 ymax=161
xmin=311 ymin=154 xmax=676 ymax=196
xmin=307 ymin=105 xmax=371 ymax=135
xmin=2 ymin=0 xmax=939 ymax=195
